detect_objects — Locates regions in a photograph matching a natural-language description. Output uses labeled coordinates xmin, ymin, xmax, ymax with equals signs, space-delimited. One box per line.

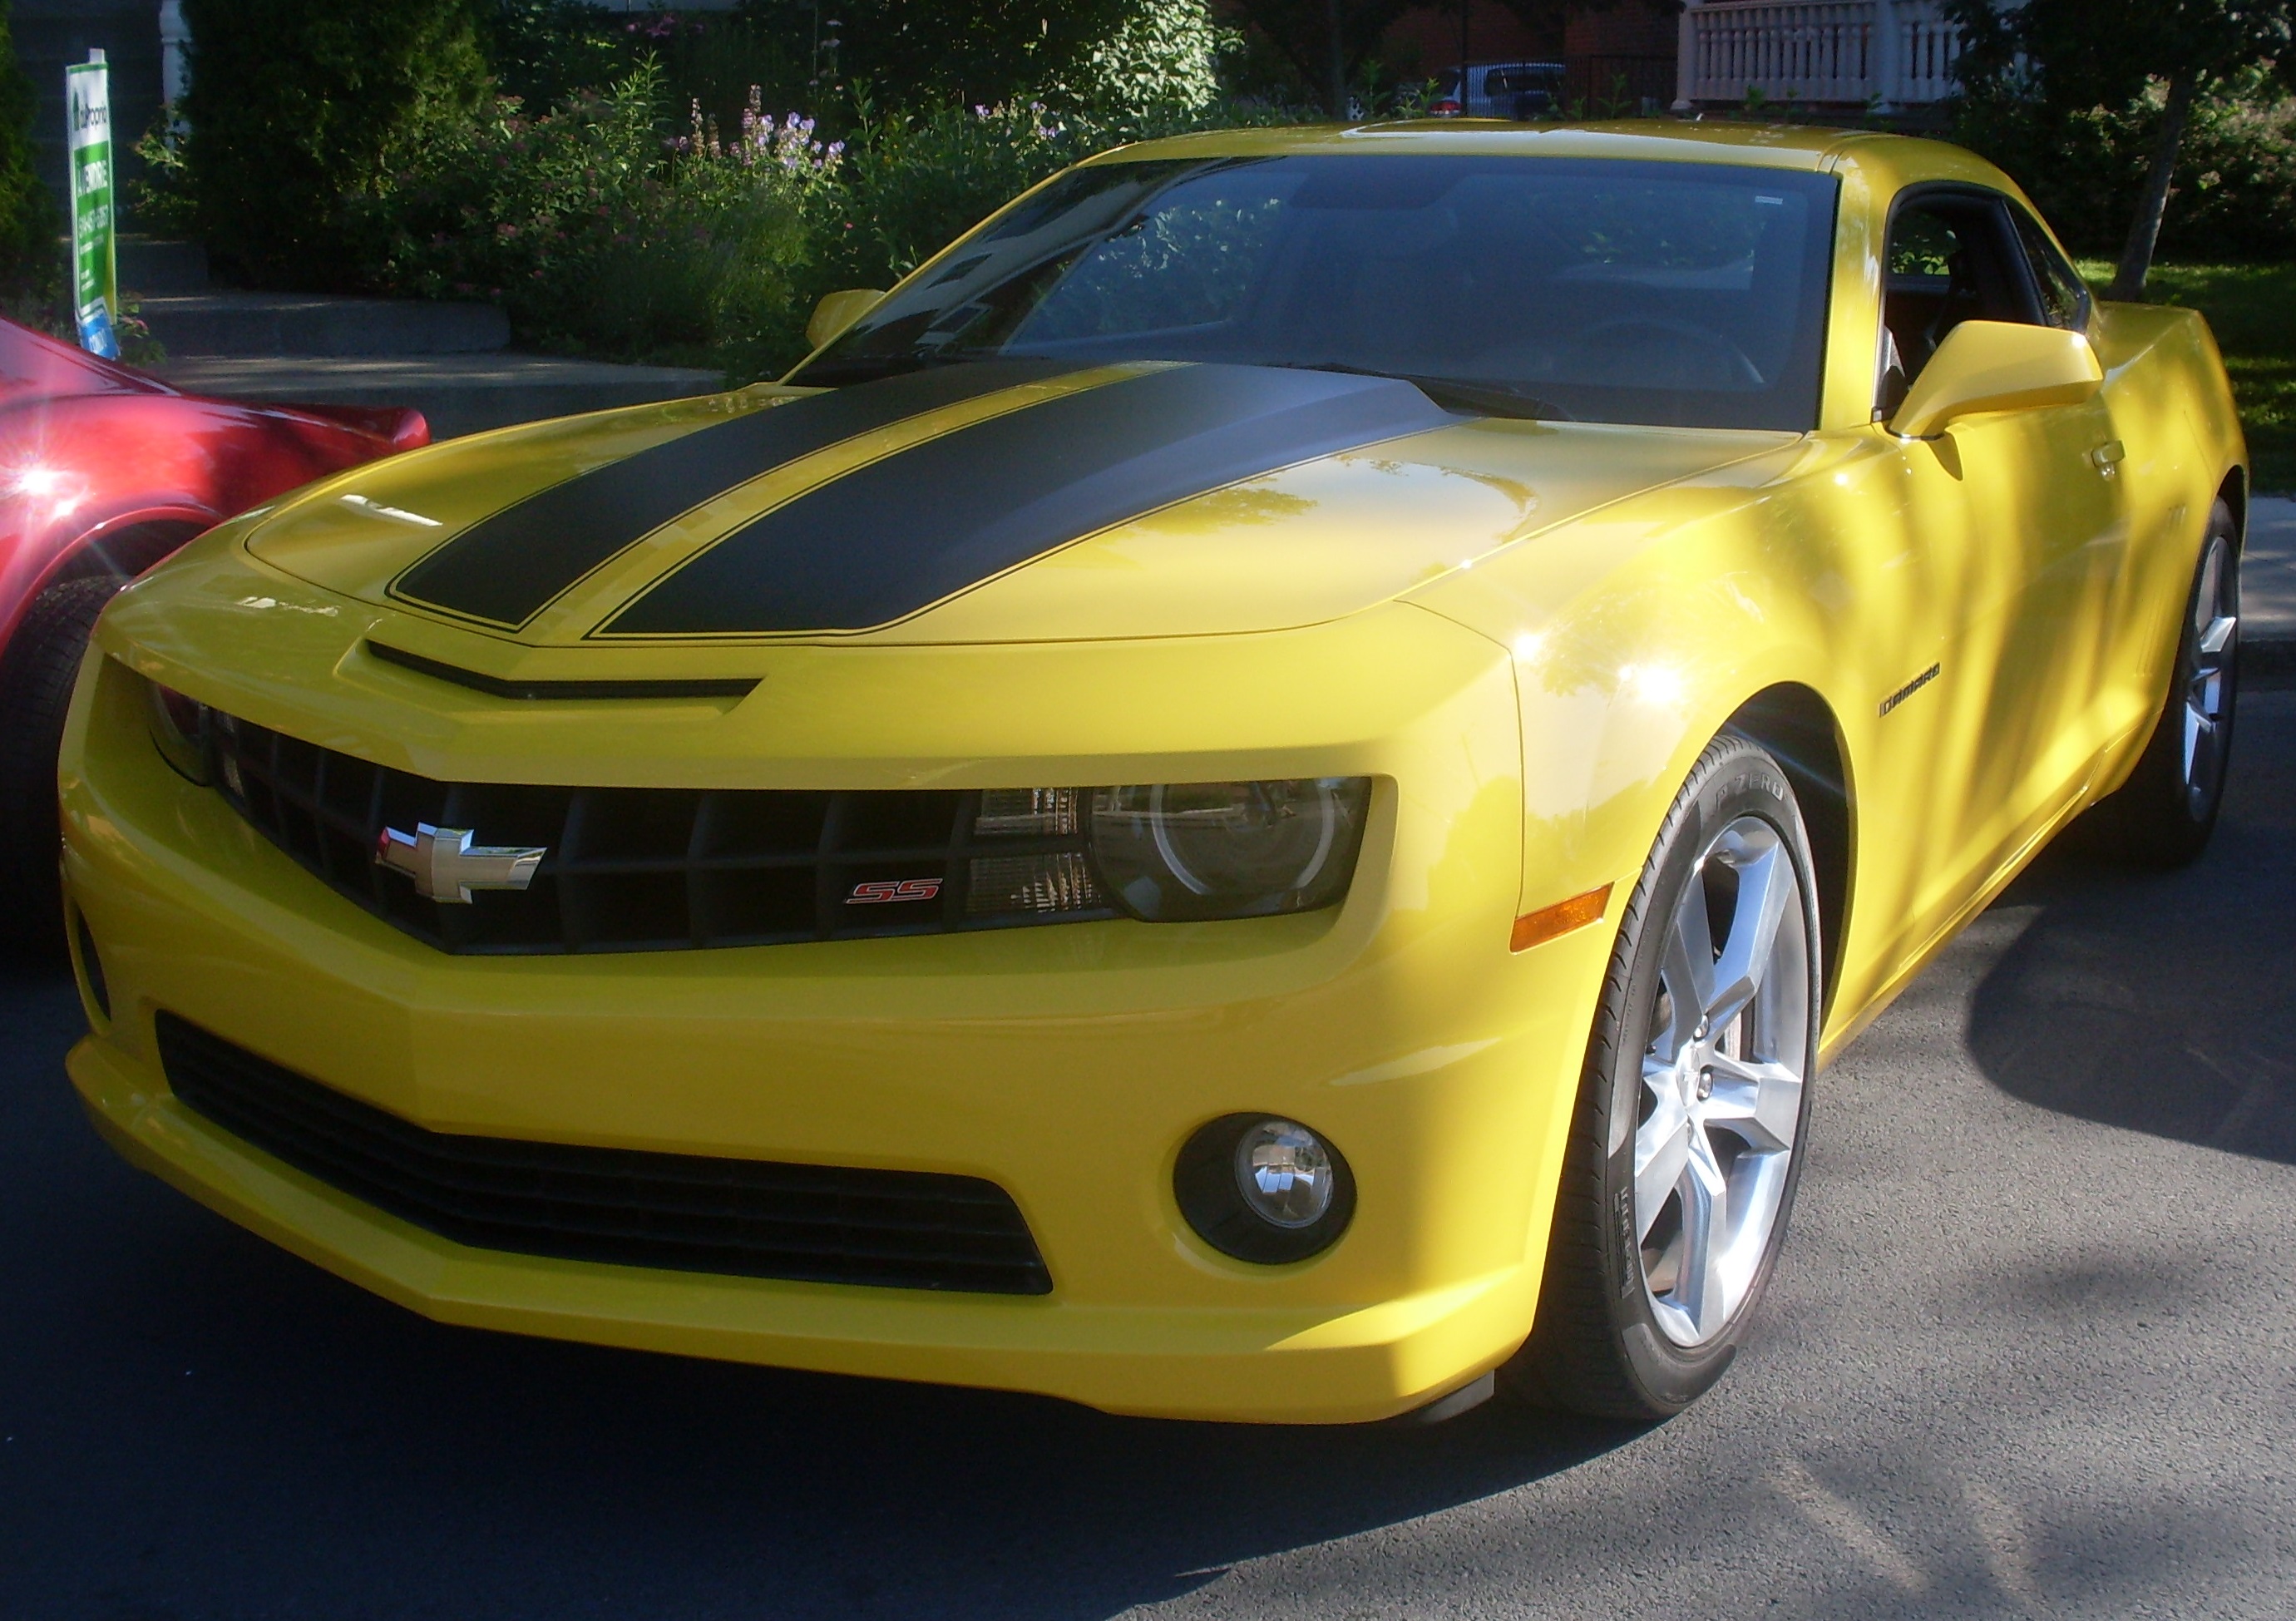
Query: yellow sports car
xmin=58 ymin=123 xmax=2244 ymax=1425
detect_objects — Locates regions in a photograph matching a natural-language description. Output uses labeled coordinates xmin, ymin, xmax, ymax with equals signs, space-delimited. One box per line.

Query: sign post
xmin=66 ymin=52 xmax=119 ymax=360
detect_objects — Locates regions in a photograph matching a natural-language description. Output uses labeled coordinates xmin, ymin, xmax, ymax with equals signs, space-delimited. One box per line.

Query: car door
xmin=1875 ymin=186 xmax=2127 ymax=925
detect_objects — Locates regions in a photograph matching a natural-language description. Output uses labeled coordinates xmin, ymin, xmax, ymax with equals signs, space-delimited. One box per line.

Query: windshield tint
xmin=794 ymin=155 xmax=1839 ymax=431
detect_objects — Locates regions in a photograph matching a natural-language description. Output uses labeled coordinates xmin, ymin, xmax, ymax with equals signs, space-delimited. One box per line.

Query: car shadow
xmin=1966 ymin=688 xmax=2296 ymax=1164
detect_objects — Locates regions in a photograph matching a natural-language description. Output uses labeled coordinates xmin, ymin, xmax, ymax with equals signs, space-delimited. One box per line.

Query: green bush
xmin=174 ymin=0 xmax=492 ymax=289
xmin=1953 ymin=69 xmax=2296 ymax=261
xmin=1055 ymin=0 xmax=1224 ymax=125
xmin=795 ymin=83 xmax=1302 ymax=343
xmin=807 ymin=96 xmax=1083 ymax=297
xmin=151 ymin=0 xmax=1302 ymax=381
xmin=373 ymin=63 xmax=837 ymax=373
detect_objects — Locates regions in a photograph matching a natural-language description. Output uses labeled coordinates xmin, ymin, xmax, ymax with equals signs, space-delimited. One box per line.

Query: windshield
xmin=794 ymin=155 xmax=1839 ymax=431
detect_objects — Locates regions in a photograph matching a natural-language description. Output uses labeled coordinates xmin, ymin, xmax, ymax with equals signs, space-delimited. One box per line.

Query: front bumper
xmin=62 ymin=602 xmax=1618 ymax=1424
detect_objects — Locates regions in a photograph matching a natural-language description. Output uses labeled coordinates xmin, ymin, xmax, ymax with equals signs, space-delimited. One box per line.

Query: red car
xmin=0 ymin=317 xmax=425 ymax=956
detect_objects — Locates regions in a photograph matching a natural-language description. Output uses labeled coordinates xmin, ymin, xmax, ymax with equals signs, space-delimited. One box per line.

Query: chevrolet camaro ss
xmin=57 ymin=125 xmax=2244 ymax=1424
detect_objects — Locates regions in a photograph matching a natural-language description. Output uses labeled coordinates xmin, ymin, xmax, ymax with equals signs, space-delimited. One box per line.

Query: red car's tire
xmin=0 ymin=577 xmax=121 ymax=961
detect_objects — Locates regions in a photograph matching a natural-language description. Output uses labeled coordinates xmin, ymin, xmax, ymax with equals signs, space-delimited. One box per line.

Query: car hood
xmin=244 ymin=359 xmax=1798 ymax=649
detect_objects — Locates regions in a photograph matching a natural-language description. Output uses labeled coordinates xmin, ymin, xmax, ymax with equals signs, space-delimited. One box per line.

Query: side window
xmin=2011 ymin=206 xmax=2091 ymax=331
xmin=1877 ymin=190 xmax=2046 ymax=418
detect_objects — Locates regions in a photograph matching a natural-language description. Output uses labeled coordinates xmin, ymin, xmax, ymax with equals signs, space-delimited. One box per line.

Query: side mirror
xmin=1889 ymin=319 xmax=2103 ymax=439
xmin=806 ymin=288 xmax=886 ymax=351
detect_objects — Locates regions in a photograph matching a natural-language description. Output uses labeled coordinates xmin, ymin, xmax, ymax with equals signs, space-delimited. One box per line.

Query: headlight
xmin=141 ymin=676 xmax=210 ymax=784
xmin=1090 ymin=778 xmax=1370 ymax=921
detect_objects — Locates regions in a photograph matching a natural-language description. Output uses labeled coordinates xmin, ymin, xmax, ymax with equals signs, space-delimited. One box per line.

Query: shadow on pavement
xmin=1968 ymin=689 xmax=2296 ymax=1164
xmin=0 ymin=958 xmax=1645 ymax=1620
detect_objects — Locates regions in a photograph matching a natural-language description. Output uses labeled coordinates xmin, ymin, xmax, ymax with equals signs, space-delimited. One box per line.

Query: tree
xmin=1948 ymin=0 xmax=2296 ymax=299
xmin=0 ymin=0 xmax=54 ymax=299
xmin=177 ymin=0 xmax=492 ymax=289
xmin=738 ymin=0 xmax=1134 ymax=113
xmin=1222 ymin=0 xmax=1414 ymax=114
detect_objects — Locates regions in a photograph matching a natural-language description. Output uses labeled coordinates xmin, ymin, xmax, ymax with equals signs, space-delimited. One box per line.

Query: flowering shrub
xmin=371 ymin=65 xmax=840 ymax=367
xmin=808 ymin=96 xmax=1084 ymax=297
xmin=361 ymin=73 xmax=1298 ymax=382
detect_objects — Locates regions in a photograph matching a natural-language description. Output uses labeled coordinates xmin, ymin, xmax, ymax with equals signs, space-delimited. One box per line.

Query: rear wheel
xmin=0 ymin=577 xmax=121 ymax=961
xmin=1502 ymin=735 xmax=1821 ymax=1419
xmin=2082 ymin=500 xmax=2239 ymax=867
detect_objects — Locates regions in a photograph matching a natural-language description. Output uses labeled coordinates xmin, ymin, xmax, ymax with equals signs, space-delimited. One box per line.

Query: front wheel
xmin=1502 ymin=734 xmax=1821 ymax=1419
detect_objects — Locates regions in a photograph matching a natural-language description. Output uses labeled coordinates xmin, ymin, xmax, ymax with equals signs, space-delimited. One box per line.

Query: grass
xmin=2081 ymin=260 xmax=2296 ymax=493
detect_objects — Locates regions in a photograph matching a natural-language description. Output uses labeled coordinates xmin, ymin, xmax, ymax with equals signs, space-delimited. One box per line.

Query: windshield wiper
xmin=1263 ymin=361 xmax=1570 ymax=422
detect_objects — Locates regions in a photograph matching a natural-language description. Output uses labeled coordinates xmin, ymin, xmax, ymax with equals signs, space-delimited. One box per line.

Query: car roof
xmin=1098 ymin=120 xmax=1953 ymax=176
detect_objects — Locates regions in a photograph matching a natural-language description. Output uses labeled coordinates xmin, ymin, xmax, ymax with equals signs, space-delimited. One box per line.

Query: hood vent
xmin=366 ymin=641 xmax=759 ymax=702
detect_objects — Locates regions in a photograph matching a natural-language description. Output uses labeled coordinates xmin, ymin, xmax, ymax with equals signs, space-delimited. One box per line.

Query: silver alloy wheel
xmin=1635 ymin=814 xmax=1811 ymax=1347
xmin=2182 ymin=532 xmax=2239 ymax=813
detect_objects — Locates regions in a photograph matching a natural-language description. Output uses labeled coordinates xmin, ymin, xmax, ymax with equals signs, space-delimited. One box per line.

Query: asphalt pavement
xmin=5 ymin=705 xmax=2294 ymax=1619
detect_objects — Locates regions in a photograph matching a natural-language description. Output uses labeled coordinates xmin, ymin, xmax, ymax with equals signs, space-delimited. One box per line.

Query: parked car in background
xmin=1430 ymin=61 xmax=1568 ymax=119
xmin=0 ymin=316 xmax=426 ymax=956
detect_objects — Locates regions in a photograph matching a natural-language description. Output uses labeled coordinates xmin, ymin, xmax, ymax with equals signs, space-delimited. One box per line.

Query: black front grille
xmin=156 ymin=1013 xmax=1054 ymax=1296
xmin=206 ymin=709 xmax=1113 ymax=954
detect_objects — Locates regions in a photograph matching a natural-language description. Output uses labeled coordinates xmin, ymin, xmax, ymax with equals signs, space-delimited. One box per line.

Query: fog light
xmin=1235 ymin=1119 xmax=1334 ymax=1228
xmin=1174 ymin=1114 xmax=1355 ymax=1264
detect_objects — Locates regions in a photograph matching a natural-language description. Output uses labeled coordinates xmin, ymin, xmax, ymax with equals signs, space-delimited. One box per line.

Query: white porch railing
xmin=1676 ymin=0 xmax=1968 ymax=109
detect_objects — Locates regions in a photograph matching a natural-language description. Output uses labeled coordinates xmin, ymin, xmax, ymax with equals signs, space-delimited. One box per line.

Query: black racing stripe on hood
xmin=390 ymin=359 xmax=1083 ymax=629
xmin=604 ymin=364 xmax=1455 ymax=636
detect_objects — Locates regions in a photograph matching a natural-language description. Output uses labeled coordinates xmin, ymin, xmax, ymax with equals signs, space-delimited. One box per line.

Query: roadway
xmin=4 ymin=694 xmax=2292 ymax=1619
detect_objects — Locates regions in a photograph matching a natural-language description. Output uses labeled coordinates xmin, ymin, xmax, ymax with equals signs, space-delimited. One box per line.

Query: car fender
xmin=1407 ymin=438 xmax=1862 ymax=930
xmin=0 ymin=502 xmax=218 ymax=661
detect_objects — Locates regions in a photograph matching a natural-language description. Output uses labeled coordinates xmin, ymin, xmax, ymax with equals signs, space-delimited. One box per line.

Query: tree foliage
xmin=175 ymin=0 xmax=492 ymax=289
xmin=1949 ymin=0 xmax=2295 ymax=110
xmin=1058 ymin=0 xmax=1224 ymax=123
xmin=1222 ymin=0 xmax=1415 ymax=113
xmin=733 ymin=0 xmax=1135 ymax=112
xmin=1946 ymin=0 xmax=2296 ymax=294
xmin=0 ymin=0 xmax=54 ymax=299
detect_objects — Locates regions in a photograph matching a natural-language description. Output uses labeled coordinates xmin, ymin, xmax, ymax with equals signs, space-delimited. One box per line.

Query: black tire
xmin=0 ymin=576 xmax=121 ymax=961
xmin=2078 ymin=499 xmax=2240 ymax=867
xmin=1501 ymin=734 xmax=1822 ymax=1420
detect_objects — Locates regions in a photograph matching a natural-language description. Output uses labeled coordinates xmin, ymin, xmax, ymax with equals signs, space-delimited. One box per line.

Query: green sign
xmin=67 ymin=54 xmax=118 ymax=359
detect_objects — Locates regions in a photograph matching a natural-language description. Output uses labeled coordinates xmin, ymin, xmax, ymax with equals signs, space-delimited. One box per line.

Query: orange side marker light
xmin=1510 ymin=883 xmax=1613 ymax=953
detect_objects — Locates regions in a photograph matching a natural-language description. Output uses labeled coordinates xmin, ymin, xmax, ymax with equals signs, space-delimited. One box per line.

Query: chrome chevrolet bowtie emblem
xmin=375 ymin=823 xmax=546 ymax=904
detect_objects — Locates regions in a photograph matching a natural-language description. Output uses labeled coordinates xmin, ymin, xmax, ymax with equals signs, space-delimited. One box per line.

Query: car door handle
xmin=2089 ymin=439 xmax=2126 ymax=473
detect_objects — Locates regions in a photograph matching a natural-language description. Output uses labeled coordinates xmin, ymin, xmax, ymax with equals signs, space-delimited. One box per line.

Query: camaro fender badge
xmin=1879 ymin=662 xmax=1943 ymax=718
xmin=375 ymin=823 xmax=547 ymax=904
xmin=847 ymin=877 xmax=942 ymax=905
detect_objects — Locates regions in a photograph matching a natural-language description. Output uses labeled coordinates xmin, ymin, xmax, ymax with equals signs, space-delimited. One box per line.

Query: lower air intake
xmin=156 ymin=1013 xmax=1053 ymax=1296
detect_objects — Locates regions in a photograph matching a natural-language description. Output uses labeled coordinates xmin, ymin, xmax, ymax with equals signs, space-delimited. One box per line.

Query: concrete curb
xmin=141 ymin=292 xmax=511 ymax=358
